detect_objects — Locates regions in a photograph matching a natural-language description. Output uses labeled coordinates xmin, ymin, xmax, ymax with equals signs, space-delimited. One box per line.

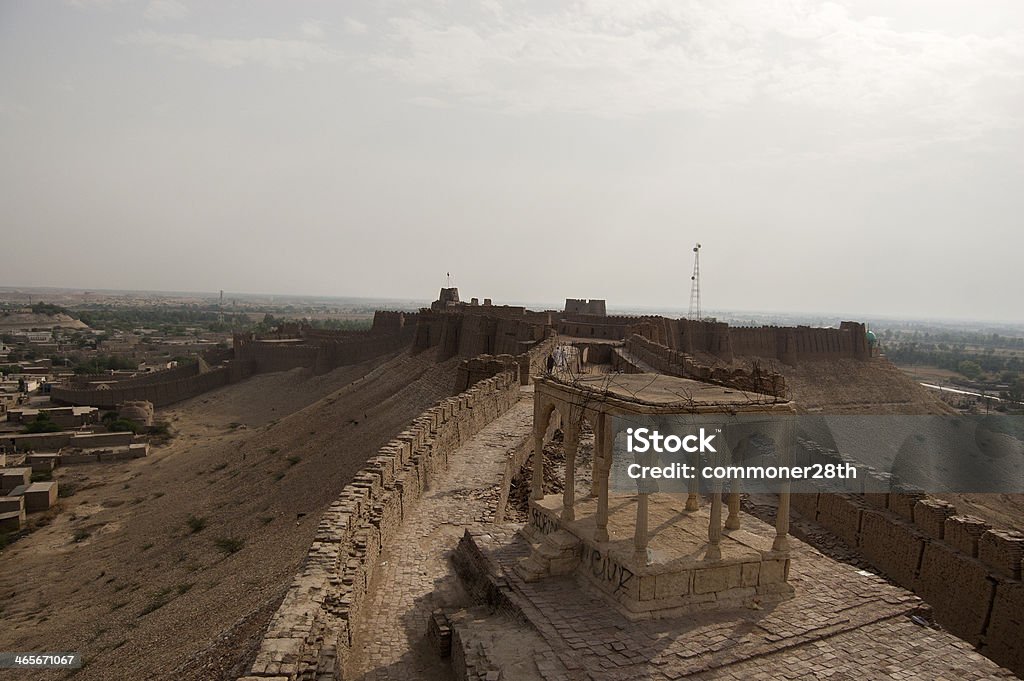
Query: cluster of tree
xmin=75 ymin=306 xmax=251 ymax=334
xmin=71 ymin=305 xmax=373 ymax=336
xmin=877 ymin=328 xmax=1024 ymax=350
xmin=30 ymin=302 xmax=69 ymax=315
xmin=23 ymin=413 xmax=62 ymax=433
xmin=255 ymin=314 xmax=371 ymax=333
xmin=885 ymin=343 xmax=1023 ymax=376
xmin=101 ymin=411 xmax=141 ymax=433
xmin=55 ymin=354 xmax=139 ymax=375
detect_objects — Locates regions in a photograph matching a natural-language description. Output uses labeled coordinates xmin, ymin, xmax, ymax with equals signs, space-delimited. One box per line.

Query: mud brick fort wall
xmin=557 ymin=313 xmax=663 ymax=341
xmin=553 ymin=315 xmax=869 ymax=367
xmin=453 ymin=336 xmax=557 ymax=392
xmin=69 ymin=361 xmax=200 ymax=388
xmin=50 ymin=324 xmax=416 ymax=409
xmin=728 ymin=322 xmax=869 ymax=363
xmin=642 ymin=319 xmax=870 ymax=365
xmin=50 ymin=365 xmax=244 ymax=409
xmin=413 ymin=310 xmax=550 ymax=360
xmin=788 ymin=446 xmax=1024 ymax=675
xmin=615 ymin=334 xmax=788 ymax=398
xmin=563 ymin=298 xmax=607 ymax=316
xmin=239 ymin=371 xmax=521 ymax=681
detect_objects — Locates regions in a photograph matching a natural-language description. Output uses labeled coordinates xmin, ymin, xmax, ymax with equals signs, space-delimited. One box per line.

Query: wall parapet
xmin=454 ymin=336 xmax=558 ymax=391
xmin=52 ymin=328 xmax=414 ymax=409
xmin=239 ymin=371 xmax=521 ymax=681
xmin=789 ymin=443 xmax=1024 ymax=675
xmin=616 ymin=335 xmax=787 ymax=398
xmin=50 ymin=364 xmax=244 ymax=409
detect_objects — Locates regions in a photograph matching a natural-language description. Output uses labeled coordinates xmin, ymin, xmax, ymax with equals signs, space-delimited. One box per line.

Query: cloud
xmin=121 ymin=0 xmax=1024 ymax=146
xmin=344 ymin=18 xmax=369 ymax=35
xmin=300 ymin=20 xmax=326 ymax=40
xmin=144 ymin=0 xmax=189 ymax=22
xmin=360 ymin=0 xmax=1024 ymax=141
xmin=120 ymin=30 xmax=341 ymax=70
xmin=66 ymin=0 xmax=127 ymax=8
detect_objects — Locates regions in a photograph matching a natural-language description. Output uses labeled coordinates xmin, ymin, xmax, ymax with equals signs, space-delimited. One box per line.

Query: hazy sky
xmin=2 ymin=1 xmax=1023 ymax=321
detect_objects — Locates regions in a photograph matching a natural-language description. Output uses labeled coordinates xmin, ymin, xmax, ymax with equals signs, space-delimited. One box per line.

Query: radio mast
xmin=688 ymin=243 xmax=702 ymax=320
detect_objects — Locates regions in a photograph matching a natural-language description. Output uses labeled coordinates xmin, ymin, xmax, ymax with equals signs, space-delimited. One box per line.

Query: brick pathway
xmin=468 ymin=522 xmax=1014 ymax=680
xmin=347 ymin=390 xmax=534 ymax=680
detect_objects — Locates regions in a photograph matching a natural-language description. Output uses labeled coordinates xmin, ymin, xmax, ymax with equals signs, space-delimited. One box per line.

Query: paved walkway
xmin=469 ymin=521 xmax=1014 ymax=681
xmin=348 ymin=391 xmax=534 ymax=680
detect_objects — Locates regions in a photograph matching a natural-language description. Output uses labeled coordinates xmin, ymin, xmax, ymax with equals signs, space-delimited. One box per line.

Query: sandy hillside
xmin=0 ymin=312 xmax=88 ymax=330
xmin=0 ymin=347 xmax=459 ymax=681
xmin=743 ymin=356 xmax=956 ymax=415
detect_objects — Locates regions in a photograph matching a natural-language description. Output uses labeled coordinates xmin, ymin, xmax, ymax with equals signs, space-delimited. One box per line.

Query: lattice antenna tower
xmin=688 ymin=243 xmax=702 ymax=320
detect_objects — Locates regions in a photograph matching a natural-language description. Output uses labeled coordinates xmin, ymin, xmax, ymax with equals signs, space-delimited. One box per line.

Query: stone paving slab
xmin=466 ymin=521 xmax=1016 ymax=680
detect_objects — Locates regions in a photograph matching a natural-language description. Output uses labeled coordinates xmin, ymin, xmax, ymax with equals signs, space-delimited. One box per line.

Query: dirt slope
xmin=0 ymin=312 xmax=87 ymax=330
xmin=735 ymin=356 xmax=956 ymax=415
xmin=0 ymin=347 xmax=458 ymax=681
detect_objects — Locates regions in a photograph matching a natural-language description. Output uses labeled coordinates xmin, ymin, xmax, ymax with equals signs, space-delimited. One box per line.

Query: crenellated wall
xmin=414 ymin=310 xmax=550 ymax=360
xmin=370 ymin=310 xmax=415 ymax=335
xmin=563 ymin=298 xmax=607 ymax=316
xmin=453 ymin=335 xmax=557 ymax=392
xmin=789 ymin=446 xmax=1024 ymax=675
xmin=622 ymin=318 xmax=871 ymax=365
xmin=557 ymin=313 xmax=665 ymax=341
xmin=234 ymin=342 xmax=319 ymax=373
xmin=615 ymin=335 xmax=787 ymax=398
xmin=50 ymin=364 xmax=250 ymax=409
xmin=237 ymin=371 xmax=522 ymax=681
xmin=51 ymin=326 xmax=415 ymax=410
xmin=234 ymin=325 xmax=417 ymax=372
xmin=729 ymin=321 xmax=869 ymax=363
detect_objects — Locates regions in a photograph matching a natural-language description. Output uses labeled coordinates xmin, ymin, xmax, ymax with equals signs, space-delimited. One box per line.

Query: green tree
xmin=24 ymin=414 xmax=62 ymax=433
xmin=958 ymin=360 xmax=983 ymax=381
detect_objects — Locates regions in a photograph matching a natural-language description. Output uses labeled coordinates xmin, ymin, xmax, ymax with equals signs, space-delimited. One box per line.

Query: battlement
xmin=564 ymin=298 xmax=607 ymax=316
xmin=616 ymin=334 xmax=787 ymax=397
xmin=789 ymin=452 xmax=1024 ymax=673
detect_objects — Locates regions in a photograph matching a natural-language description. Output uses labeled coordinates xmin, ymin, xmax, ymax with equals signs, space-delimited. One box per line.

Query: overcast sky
xmin=1 ymin=1 xmax=1022 ymax=321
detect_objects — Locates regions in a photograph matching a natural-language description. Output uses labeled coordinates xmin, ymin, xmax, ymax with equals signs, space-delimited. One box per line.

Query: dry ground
xmin=0 ymin=348 xmax=458 ymax=681
xmin=895 ymin=364 xmax=964 ymax=386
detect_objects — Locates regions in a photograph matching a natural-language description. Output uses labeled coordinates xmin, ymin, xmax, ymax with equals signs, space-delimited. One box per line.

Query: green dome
xmin=865 ymin=330 xmax=878 ymax=345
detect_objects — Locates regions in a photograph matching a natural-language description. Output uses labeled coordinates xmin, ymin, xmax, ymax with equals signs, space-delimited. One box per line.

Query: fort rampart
xmin=614 ymin=335 xmax=787 ymax=398
xmin=453 ymin=337 xmax=558 ymax=392
xmin=238 ymin=371 xmax=521 ymax=681
xmin=789 ymin=446 xmax=1024 ymax=675
xmin=50 ymin=364 xmax=251 ymax=409
xmin=414 ymin=310 xmax=550 ymax=360
xmin=50 ymin=326 xmax=415 ymax=409
xmin=620 ymin=318 xmax=871 ymax=365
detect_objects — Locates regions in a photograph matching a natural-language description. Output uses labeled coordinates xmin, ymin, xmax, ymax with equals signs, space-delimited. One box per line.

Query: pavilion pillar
xmin=685 ymin=450 xmax=700 ymax=511
xmin=725 ymin=480 xmax=741 ymax=530
xmin=706 ymin=479 xmax=723 ymax=560
xmin=562 ymin=425 xmax=578 ymax=521
xmin=773 ymin=481 xmax=791 ymax=552
xmin=634 ymin=493 xmax=649 ymax=562
xmin=773 ymin=419 xmax=793 ymax=552
xmin=594 ymin=413 xmax=610 ymax=542
xmin=531 ymin=402 xmax=547 ymax=501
